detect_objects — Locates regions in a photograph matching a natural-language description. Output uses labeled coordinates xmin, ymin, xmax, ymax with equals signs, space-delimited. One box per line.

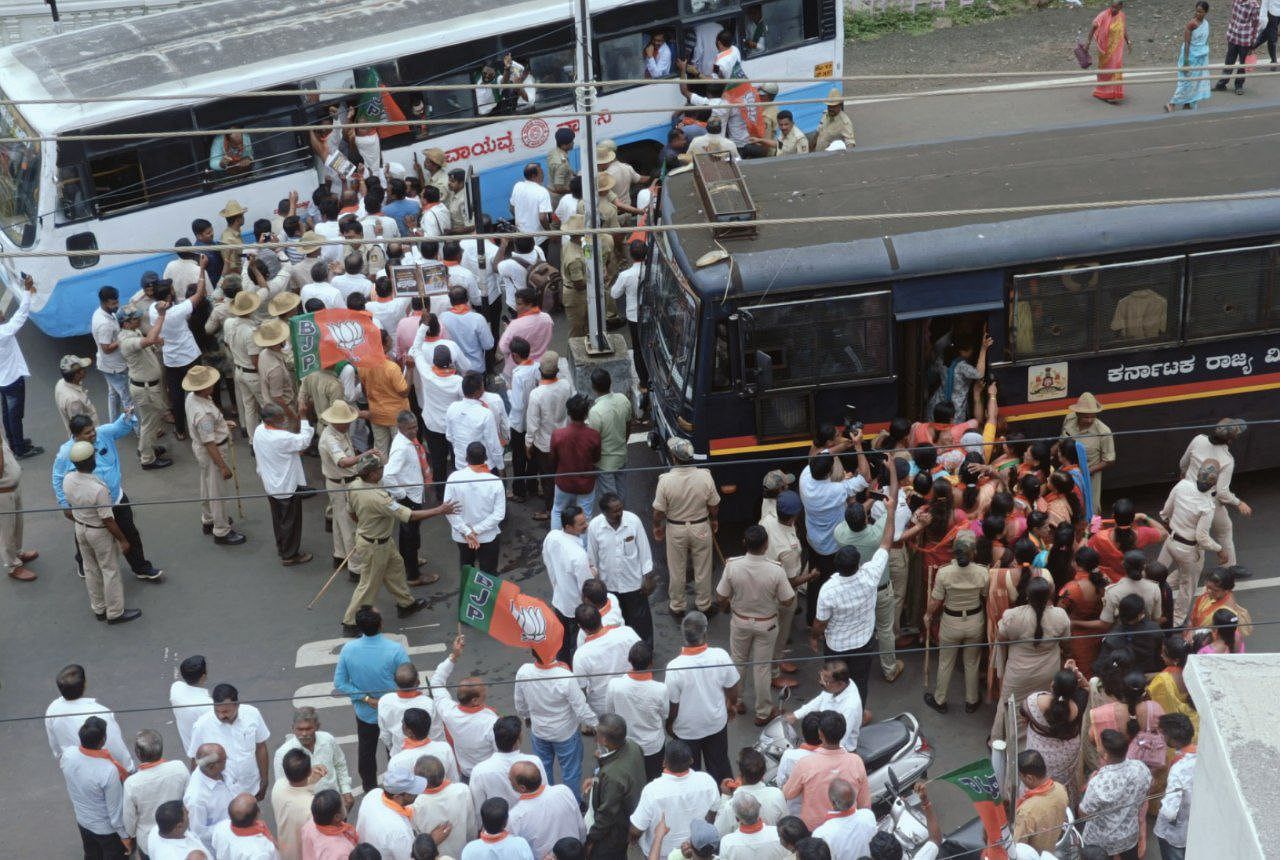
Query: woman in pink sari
xmin=1088 ymin=0 xmax=1133 ymax=103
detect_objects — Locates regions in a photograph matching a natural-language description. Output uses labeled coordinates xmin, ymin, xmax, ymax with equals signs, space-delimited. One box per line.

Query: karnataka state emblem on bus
xmin=1027 ymin=362 xmax=1068 ymax=402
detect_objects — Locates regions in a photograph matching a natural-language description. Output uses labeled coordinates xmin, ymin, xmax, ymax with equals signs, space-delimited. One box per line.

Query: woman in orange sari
xmin=1186 ymin=566 xmax=1252 ymax=642
xmin=1089 ymin=0 xmax=1133 ymax=103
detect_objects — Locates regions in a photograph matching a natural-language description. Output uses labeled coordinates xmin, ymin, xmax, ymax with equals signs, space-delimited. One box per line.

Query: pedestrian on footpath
xmin=1088 ymin=0 xmax=1132 ymax=103
xmin=1216 ymin=0 xmax=1261 ymax=92
xmin=1255 ymin=0 xmax=1280 ymax=61
xmin=335 ymin=607 xmax=410 ymax=792
xmin=62 ymin=441 xmax=140 ymax=624
xmin=252 ymin=400 xmax=314 ymax=566
xmin=652 ymin=437 xmax=720 ymax=617
xmin=116 ymin=306 xmax=170 ymax=469
xmin=183 ymin=366 xmax=246 ymax=545
xmin=0 ymin=273 xmax=43 ymax=459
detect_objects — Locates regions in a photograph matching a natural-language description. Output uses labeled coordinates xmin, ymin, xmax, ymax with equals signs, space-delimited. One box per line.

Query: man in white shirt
xmin=718 ymin=793 xmax=789 ymax=860
xmin=151 ymin=258 xmax=208 ymax=438
xmin=628 ymin=740 xmax=720 ymax=858
xmin=445 ymin=372 xmax=504 ymax=473
xmin=91 ymin=286 xmax=132 ymax=421
xmin=251 ymin=402 xmax=315 ymax=566
xmin=45 ymin=664 xmax=135 ymax=769
xmin=573 ymin=604 xmax=641 ymax=717
xmin=513 ymin=654 xmax=597 ymax=805
xmin=360 ymin=190 xmax=400 ymax=241
xmin=382 ymin=409 xmax=434 ymax=584
xmin=443 ymin=242 xmax=482 ymax=307
xmin=665 ymin=612 xmax=741 ymax=785
xmin=410 ymin=755 xmax=474 ymax=859
xmin=386 ymin=707 xmax=459 ymax=783
xmin=525 ymin=352 xmax=573 ymax=519
xmin=184 ymin=743 xmax=235 ymax=851
xmin=59 ymin=717 xmax=132 ymax=857
xmin=444 ymin=441 xmax=506 ymax=573
xmin=420 ymin=186 xmax=453 ymax=238
xmin=509 ymin=163 xmax=553 ymax=247
xmin=300 ymin=262 xmax=345 ymax=310
xmin=429 ymin=636 xmax=499 ymax=778
xmin=777 ymin=713 xmax=821 ymax=816
xmin=170 ymin=654 xmax=214 ymax=755
xmin=379 ymin=661 xmax=442 ymax=756
xmin=714 ymin=748 xmax=787 ymax=836
xmin=609 ymin=242 xmax=650 ymax=391
xmin=543 ymin=506 xmax=596 ymax=663
xmin=463 ymin=797 xmax=537 ymax=860
xmin=588 ymin=492 xmax=656 ymax=645
xmin=186 ymin=683 xmax=271 ymax=798
xmin=271 ymin=706 xmax=354 ymax=801
xmin=496 ymin=236 xmax=546 ymax=314
xmin=357 ymin=769 xmax=422 ymax=860
xmin=415 ymin=344 xmax=465 ymax=491
xmin=1160 ymin=460 xmax=1229 ymax=624
xmin=147 ymin=800 xmax=207 ymax=860
xmin=122 ymin=729 xmax=190 ymax=855
xmin=811 ymin=778 xmax=877 ymax=858
xmin=605 ymin=642 xmax=669 ymax=779
xmin=0 ymin=273 xmax=42 ymax=458
xmin=507 ymin=761 xmax=586 ymax=858
xmin=578 ymin=572 xmax=625 ymax=640
xmin=469 ymin=715 xmax=548 ymax=811
xmin=1155 ymin=712 xmax=1196 ymax=859
xmin=210 ymin=794 xmax=280 ymax=860
xmin=645 ymin=30 xmax=674 ymax=77
xmin=787 ymin=659 xmax=864 ymax=752
xmin=332 ymin=254 xmax=374 ymax=301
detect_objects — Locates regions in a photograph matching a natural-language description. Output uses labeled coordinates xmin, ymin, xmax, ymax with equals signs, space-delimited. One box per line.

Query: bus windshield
xmin=651 ymin=248 xmax=699 ymax=397
xmin=0 ymin=95 xmax=40 ymax=248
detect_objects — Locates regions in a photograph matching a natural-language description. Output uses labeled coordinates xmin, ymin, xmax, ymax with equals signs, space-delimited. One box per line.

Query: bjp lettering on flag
xmin=938 ymin=758 xmax=1010 ymax=860
xmin=354 ymin=66 xmax=410 ymax=139
xmin=289 ymin=310 xmax=383 ymax=380
xmin=458 ymin=566 xmax=564 ymax=665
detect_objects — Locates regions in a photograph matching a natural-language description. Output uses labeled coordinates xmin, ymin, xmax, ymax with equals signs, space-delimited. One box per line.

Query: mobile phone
xmin=844 ymin=403 xmax=862 ymax=435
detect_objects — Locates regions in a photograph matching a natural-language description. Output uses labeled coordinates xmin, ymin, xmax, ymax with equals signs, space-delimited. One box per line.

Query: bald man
xmin=183 ymin=744 xmax=233 ymax=851
xmin=410 ymin=755 xmax=473 ymax=858
xmin=211 ymin=794 xmax=278 ymax=858
xmin=429 ymin=635 xmax=497 ymax=777
xmin=811 ymin=778 xmax=876 ymax=857
xmin=507 ymin=761 xmax=586 ymax=859
xmin=378 ymin=661 xmax=441 ymax=757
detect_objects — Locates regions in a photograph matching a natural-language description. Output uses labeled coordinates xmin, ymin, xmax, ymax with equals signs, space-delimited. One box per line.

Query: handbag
xmin=1074 ymin=30 xmax=1093 ymax=68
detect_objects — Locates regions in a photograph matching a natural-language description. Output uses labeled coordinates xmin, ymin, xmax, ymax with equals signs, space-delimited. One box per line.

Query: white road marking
xmin=292 ymin=670 xmax=435 ymax=710
xmin=295 ymin=636 xmax=444 ymax=668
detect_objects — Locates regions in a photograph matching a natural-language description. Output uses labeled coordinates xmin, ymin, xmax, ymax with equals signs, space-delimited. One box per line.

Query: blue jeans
xmin=551 ymin=487 xmax=595 ymax=541
xmin=101 ymin=370 xmax=133 ymax=421
xmin=532 ymin=732 xmax=583 ymax=804
xmin=595 ymin=470 xmax=625 ymax=504
xmin=0 ymin=377 xmax=26 ymax=451
xmin=1157 ymin=837 xmax=1186 ymax=860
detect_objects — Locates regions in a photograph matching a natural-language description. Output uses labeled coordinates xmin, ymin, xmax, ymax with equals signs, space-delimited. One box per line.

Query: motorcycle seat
xmin=855 ymin=719 xmax=911 ymax=773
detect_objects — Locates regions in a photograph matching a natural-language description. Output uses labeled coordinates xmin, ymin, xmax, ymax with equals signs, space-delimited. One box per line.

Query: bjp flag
xmin=458 ymin=566 xmax=564 ymax=665
xmin=938 ymin=758 xmax=1010 ymax=859
xmin=355 ymin=66 xmax=410 ymax=139
xmin=289 ymin=309 xmax=384 ymax=380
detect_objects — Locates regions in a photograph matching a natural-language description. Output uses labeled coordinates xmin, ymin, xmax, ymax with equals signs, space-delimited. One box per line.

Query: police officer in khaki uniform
xmin=419 ymin=148 xmax=451 ymax=201
xmin=546 ymin=128 xmax=575 ymax=207
xmin=219 ymin=200 xmax=248 ymax=274
xmin=63 ymin=441 xmax=140 ymax=624
xmin=317 ymin=400 xmax=362 ymax=574
xmin=223 ymin=291 xmax=263 ymax=440
xmin=117 ymin=306 xmax=170 ymax=469
xmin=183 ymin=366 xmax=247 ymax=546
xmin=341 ymin=452 xmax=455 ymax=637
xmin=300 ymin=364 xmax=345 ymax=437
xmin=814 ymin=89 xmax=856 ymax=152
xmin=445 ymin=169 xmax=472 ymax=233
xmin=652 ymin=436 xmax=720 ymax=616
xmin=254 ymin=319 xmax=298 ymax=429
xmin=923 ymin=531 xmax=989 ymax=714
xmin=559 ymin=215 xmax=614 ymax=340
xmin=715 ymin=524 xmax=796 ymax=724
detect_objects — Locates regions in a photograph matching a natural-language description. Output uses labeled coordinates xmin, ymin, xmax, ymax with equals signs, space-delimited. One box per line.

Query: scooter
xmin=757 ymin=711 xmax=934 ymax=815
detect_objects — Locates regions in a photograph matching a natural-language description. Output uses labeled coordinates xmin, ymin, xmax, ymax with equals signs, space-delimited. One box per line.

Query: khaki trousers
xmin=1211 ymin=503 xmax=1236 ymax=566
xmin=934 ymin=610 xmax=984 ymax=706
xmin=665 ymin=521 xmax=713 ymax=613
xmin=326 ymin=478 xmax=360 ymax=571
xmin=730 ymin=615 xmax=778 ymax=720
xmin=129 ymin=380 xmax=166 ymax=464
xmin=76 ymin=523 xmax=124 ymax=619
xmin=0 ymin=489 xmax=21 ymax=570
xmin=371 ymin=423 xmax=394 ymax=458
xmin=563 ymin=290 xmax=588 ymax=339
xmin=875 ymin=583 xmax=899 ymax=674
xmin=771 ymin=600 xmax=796 ymax=672
xmin=343 ymin=537 xmax=414 ymax=625
xmin=192 ymin=439 xmax=232 ymax=536
xmin=1158 ymin=539 xmax=1205 ymax=626
xmin=233 ymin=370 xmax=263 ymax=442
xmin=888 ymin=547 xmax=910 ymax=630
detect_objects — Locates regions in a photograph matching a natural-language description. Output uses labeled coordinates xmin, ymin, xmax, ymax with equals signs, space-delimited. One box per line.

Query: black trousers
xmin=163 ymin=361 xmax=197 ymax=434
xmin=424 ymin=430 xmax=451 ymax=503
xmin=356 ymin=716 xmax=381 ymax=791
xmin=826 ymin=637 xmax=877 ymax=707
xmin=1256 ymin=13 xmax=1279 ymax=62
xmin=680 ymin=724 xmax=731 ymax=784
xmin=74 ymin=493 xmax=154 ymax=576
xmin=78 ymin=826 xmax=126 ymax=859
xmin=509 ymin=429 xmax=533 ymax=498
xmin=616 ymin=587 xmax=654 ymax=646
xmin=1218 ymin=42 xmax=1252 ymax=89
xmin=456 ymin=537 xmax=501 ymax=574
xmin=481 ymin=297 xmax=502 ymax=368
xmin=398 ymin=498 xmax=423 ymax=576
xmin=0 ymin=377 xmax=28 ymax=452
xmin=806 ymin=551 xmax=836 ymax=626
xmin=555 ymin=608 xmax=579 ymax=665
xmin=642 ymin=749 xmax=664 ymax=781
xmin=268 ymin=494 xmax=303 ymax=559
xmin=627 ymin=322 xmax=650 ymax=390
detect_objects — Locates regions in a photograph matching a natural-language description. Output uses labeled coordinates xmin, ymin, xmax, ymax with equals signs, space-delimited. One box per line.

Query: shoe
xmin=8 ymin=567 xmax=35 ymax=581
xmin=134 ymin=568 xmax=164 ymax=581
xmin=333 ymin=556 xmax=344 ymax=570
xmin=15 ymin=445 xmax=43 ymax=460
xmin=324 ymin=516 xmax=333 ymax=534
xmin=882 ymin=660 xmax=905 ymax=683
xmin=202 ymin=522 xmax=213 ymax=535
xmin=282 ymin=552 xmax=313 ymax=566
xmin=214 ymin=530 xmax=246 ymax=546
xmin=1214 ymin=82 xmax=1229 ymax=91
xmin=341 ymin=623 xmax=360 ymax=638
xmin=94 ymin=611 xmax=106 ymax=621
xmin=771 ymin=676 xmax=799 ymax=690
xmin=348 ymin=571 xmax=360 ymax=583
xmin=923 ymin=693 xmax=948 ymax=714
xmin=77 ymin=568 xmax=85 ymax=580
xmin=964 ymin=701 xmax=981 ymax=714
xmin=140 ymin=458 xmax=173 ymax=470
xmin=668 ymin=608 xmax=686 ymax=619
xmin=1234 ymin=567 xmax=1253 ymax=579
xmin=778 ymin=661 xmax=799 ymax=674
xmin=153 ymin=446 xmax=166 ymax=456
xmin=107 ymin=608 xmax=143 ymax=625
xmin=754 ymin=707 xmax=781 ymax=727
xmin=17 ymin=550 xmax=38 ymax=563
xmin=703 ymin=605 xmax=719 ymax=618
xmin=1235 ymin=87 xmax=1245 ymax=95
xmin=397 ymin=597 xmax=430 ymax=618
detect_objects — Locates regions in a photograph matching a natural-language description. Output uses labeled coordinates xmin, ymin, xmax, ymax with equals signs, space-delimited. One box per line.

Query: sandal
xmin=407 ymin=574 xmax=440 ymax=587
xmin=282 ymin=552 xmax=313 ymax=566
xmin=531 ymin=512 xmax=550 ymax=522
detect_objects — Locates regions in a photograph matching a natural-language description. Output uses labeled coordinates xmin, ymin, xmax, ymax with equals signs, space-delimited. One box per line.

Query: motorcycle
xmin=757 ymin=711 xmax=934 ymax=816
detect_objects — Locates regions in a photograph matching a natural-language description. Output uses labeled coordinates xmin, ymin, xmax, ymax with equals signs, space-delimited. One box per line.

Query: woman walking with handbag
xmin=1088 ymin=0 xmax=1133 ymax=103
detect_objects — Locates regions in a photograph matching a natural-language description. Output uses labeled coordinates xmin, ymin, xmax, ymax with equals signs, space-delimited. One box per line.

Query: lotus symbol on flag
xmin=511 ymin=601 xmax=547 ymax=643
xmin=326 ymin=319 xmax=367 ymax=363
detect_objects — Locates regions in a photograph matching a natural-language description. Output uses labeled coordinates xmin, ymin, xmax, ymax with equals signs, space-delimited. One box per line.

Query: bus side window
xmin=712 ymin=319 xmax=732 ymax=390
xmin=398 ymin=40 xmax=495 ymax=134
xmin=81 ymin=108 xmax=200 ymax=215
xmin=194 ymin=93 xmax=307 ymax=187
xmin=55 ymin=150 xmax=94 ymax=224
xmin=1186 ymin=245 xmax=1280 ymax=339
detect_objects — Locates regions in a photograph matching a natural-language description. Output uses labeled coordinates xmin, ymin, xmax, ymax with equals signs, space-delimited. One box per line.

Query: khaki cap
xmin=320 ymin=399 xmax=360 ymax=425
xmin=299 ymin=230 xmax=323 ymax=254
xmin=1069 ymin=392 xmax=1102 ymax=414
xmin=424 ymin=147 xmax=447 ymax=167
xmin=596 ymin=172 xmax=616 ymax=194
xmin=219 ymin=199 xmax=248 ymax=219
xmin=60 ymin=355 xmax=92 ymax=373
xmin=229 ymin=291 xmax=261 ymax=317
xmin=825 ymin=87 xmax=843 ymax=106
xmin=561 ymin=213 xmax=585 ymax=232
xmin=69 ymin=440 xmax=96 ymax=463
xmin=595 ymin=144 xmax=616 ymax=165
xmin=355 ymin=450 xmax=384 ymax=474
xmin=268 ymin=292 xmax=301 ymax=317
xmin=253 ymin=319 xmax=290 ymax=348
xmin=181 ymin=364 xmax=221 ymax=392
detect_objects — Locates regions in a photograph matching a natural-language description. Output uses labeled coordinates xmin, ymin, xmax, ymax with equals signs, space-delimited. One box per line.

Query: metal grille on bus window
xmin=1187 ymin=245 xmax=1280 ymax=339
xmin=1011 ymin=271 xmax=1096 ymax=359
xmin=1094 ymin=258 xmax=1182 ymax=349
xmin=748 ymin=292 xmax=891 ymax=387
xmin=757 ymin=392 xmax=813 ymax=440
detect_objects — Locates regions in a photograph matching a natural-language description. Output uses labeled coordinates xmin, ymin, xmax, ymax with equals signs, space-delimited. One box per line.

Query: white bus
xmin=0 ymin=0 xmax=842 ymax=337
xmin=0 ymin=0 xmax=202 ymax=47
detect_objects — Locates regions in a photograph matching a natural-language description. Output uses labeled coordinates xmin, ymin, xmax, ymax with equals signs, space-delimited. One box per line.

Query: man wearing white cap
xmin=356 ymin=769 xmax=423 ymax=860
xmin=1061 ymin=392 xmax=1114 ymax=515
xmin=184 ymin=366 xmax=246 ymax=545
xmin=63 ymin=440 xmax=139 ymax=624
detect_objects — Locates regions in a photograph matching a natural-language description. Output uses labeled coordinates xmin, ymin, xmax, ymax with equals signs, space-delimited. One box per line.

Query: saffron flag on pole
xmin=937 ymin=758 xmax=1010 ymax=860
xmin=716 ymin=48 xmax=767 ymax=139
xmin=289 ymin=309 xmax=383 ymax=380
xmin=458 ymin=565 xmax=564 ymax=665
xmin=354 ymin=66 xmax=410 ymax=139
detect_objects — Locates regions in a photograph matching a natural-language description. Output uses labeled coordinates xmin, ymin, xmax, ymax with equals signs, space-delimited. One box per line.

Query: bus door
xmin=892 ymin=272 xmax=1006 ymax=421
